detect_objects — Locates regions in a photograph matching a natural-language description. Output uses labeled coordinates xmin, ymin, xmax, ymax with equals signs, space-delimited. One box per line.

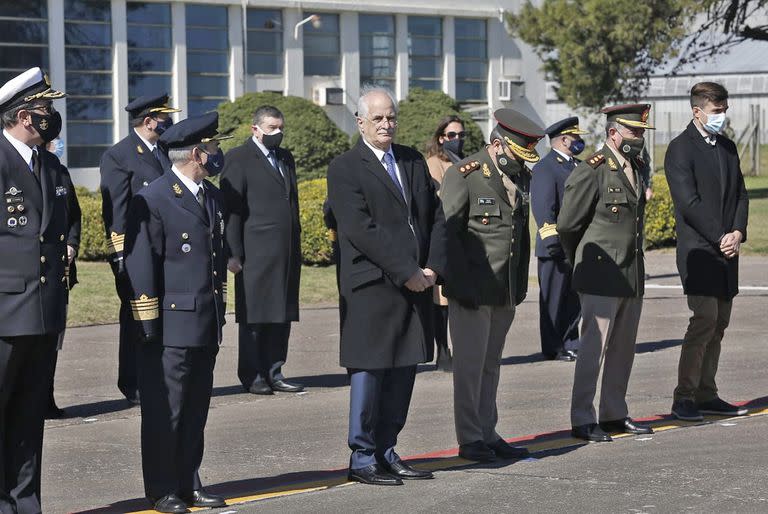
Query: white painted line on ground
xmin=646 ymin=284 xmax=768 ymax=291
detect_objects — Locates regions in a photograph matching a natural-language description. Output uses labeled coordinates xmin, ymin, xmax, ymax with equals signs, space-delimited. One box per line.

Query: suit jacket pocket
xmin=162 ymin=293 xmax=196 ymax=311
xmin=0 ymin=276 xmax=25 ymax=293
xmin=349 ymin=264 xmax=384 ymax=291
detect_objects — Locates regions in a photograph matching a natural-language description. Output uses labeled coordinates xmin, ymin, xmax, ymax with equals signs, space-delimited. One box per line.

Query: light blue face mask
xmin=702 ymin=112 xmax=726 ymax=135
xmin=51 ymin=138 xmax=65 ymax=159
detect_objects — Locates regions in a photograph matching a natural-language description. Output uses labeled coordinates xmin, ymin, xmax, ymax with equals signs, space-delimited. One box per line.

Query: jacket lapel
xmin=247 ymin=138 xmax=286 ymax=190
xmin=357 ymin=140 xmax=406 ymax=207
xmin=130 ymin=130 xmax=165 ymax=176
xmin=484 ymin=155 xmax=513 ymax=207
xmin=164 ymin=171 xmax=207 ymax=223
xmin=0 ymin=134 xmax=43 ymax=214
xmin=39 ymin=149 xmax=55 ymax=233
xmin=392 ymin=145 xmax=413 ymax=205
xmin=604 ymin=146 xmax=638 ymax=201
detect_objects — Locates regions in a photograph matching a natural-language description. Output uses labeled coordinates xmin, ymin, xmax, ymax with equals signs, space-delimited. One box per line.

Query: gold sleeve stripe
xmin=107 ymin=232 xmax=125 ymax=254
xmin=131 ymin=306 xmax=159 ymax=321
xmin=538 ymin=223 xmax=558 ymax=240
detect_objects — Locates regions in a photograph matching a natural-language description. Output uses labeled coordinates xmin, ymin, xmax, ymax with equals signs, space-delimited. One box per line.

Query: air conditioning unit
xmin=498 ymin=79 xmax=525 ymax=101
xmin=313 ymin=87 xmax=344 ymax=106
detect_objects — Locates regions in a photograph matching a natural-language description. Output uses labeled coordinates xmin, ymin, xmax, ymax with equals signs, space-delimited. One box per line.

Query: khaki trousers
xmin=673 ymin=295 xmax=732 ymax=403
xmin=449 ymin=302 xmax=515 ymax=445
xmin=570 ymin=294 xmax=643 ymax=426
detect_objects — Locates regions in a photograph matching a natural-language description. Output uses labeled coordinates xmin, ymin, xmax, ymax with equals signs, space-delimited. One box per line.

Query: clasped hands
xmin=720 ymin=230 xmax=743 ymax=259
xmin=404 ymin=268 xmax=437 ymax=293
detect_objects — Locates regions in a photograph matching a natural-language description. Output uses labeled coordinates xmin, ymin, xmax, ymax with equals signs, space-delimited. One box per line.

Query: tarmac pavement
xmin=41 ymin=252 xmax=768 ymax=513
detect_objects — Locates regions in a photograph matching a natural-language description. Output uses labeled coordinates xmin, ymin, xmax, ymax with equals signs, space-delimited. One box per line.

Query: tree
xmin=508 ymin=0 xmax=768 ymax=110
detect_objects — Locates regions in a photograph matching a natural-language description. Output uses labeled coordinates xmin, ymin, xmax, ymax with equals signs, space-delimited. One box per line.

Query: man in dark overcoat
xmin=0 ymin=66 xmax=71 ymax=514
xmin=100 ymin=93 xmax=180 ymax=403
xmin=220 ymin=105 xmax=303 ymax=395
xmin=327 ymin=86 xmax=446 ymax=486
xmin=665 ymin=82 xmax=749 ymax=421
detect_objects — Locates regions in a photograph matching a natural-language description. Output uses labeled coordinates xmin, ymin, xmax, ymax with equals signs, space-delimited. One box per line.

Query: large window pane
xmin=408 ymin=16 xmax=442 ymax=91
xmin=455 ymin=18 xmax=487 ymax=102
xmin=360 ymin=15 xmax=395 ymax=87
xmin=246 ymin=9 xmax=283 ymax=75
xmin=128 ymin=2 xmax=172 ymax=102
xmin=186 ymin=4 xmax=229 ymax=116
xmin=65 ymin=0 xmax=112 ymax=167
xmin=127 ymin=2 xmax=171 ymax=24
xmin=129 ymin=74 xmax=171 ymax=99
xmin=304 ymin=13 xmax=340 ymax=76
xmin=0 ymin=0 xmax=48 ymax=83
xmin=128 ymin=49 xmax=172 ymax=73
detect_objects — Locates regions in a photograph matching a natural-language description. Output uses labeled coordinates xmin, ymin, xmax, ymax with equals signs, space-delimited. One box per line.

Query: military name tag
xmin=55 ymin=186 xmax=68 ymax=196
xmin=478 ymin=198 xmax=495 ymax=206
xmin=6 ymin=197 xmax=22 ymax=204
xmin=608 ymin=187 xmax=622 ymax=193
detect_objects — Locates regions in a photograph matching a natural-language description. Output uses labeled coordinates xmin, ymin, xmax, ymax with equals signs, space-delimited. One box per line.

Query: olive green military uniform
xmin=557 ymin=144 xmax=646 ymax=427
xmin=441 ymin=148 xmax=531 ymax=445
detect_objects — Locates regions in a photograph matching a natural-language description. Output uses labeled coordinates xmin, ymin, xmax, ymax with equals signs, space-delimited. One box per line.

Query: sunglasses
xmin=443 ymin=131 xmax=466 ymax=140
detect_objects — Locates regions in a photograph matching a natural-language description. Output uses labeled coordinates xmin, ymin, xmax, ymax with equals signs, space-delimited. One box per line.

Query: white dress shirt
xmin=362 ymin=138 xmax=406 ymax=197
xmin=552 ymin=147 xmax=573 ymax=163
xmin=171 ymin=164 xmax=202 ymax=197
xmin=134 ymin=128 xmax=157 ymax=153
xmin=3 ymin=129 xmax=35 ymax=171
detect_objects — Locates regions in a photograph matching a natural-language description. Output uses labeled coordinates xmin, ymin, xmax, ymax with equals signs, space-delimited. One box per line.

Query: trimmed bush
xmin=217 ymin=93 xmax=350 ymax=181
xmin=76 ymin=187 xmax=110 ymax=261
xmin=395 ymin=88 xmax=486 ymax=155
xmin=298 ymin=178 xmax=333 ymax=266
xmin=645 ymin=173 xmax=676 ymax=248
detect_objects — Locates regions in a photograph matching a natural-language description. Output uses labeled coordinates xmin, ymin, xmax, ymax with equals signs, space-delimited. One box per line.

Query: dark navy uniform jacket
xmin=99 ymin=130 xmax=165 ymax=262
xmin=124 ymin=170 xmax=227 ymax=347
xmin=0 ymin=134 xmax=75 ymax=337
xmin=531 ymin=149 xmax=578 ymax=258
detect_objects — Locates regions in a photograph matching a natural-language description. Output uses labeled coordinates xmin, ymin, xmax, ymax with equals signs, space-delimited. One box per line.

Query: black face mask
xmin=153 ymin=117 xmax=173 ymax=136
xmin=496 ymin=150 xmax=521 ymax=177
xmin=618 ymin=136 xmax=645 ymax=160
xmin=261 ymin=130 xmax=283 ymax=150
xmin=443 ymin=138 xmax=464 ymax=159
xmin=30 ymin=111 xmax=62 ymax=143
xmin=202 ymin=148 xmax=225 ymax=177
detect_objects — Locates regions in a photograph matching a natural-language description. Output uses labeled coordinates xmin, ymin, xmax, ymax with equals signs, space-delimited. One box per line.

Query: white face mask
xmin=702 ymin=111 xmax=726 ymax=135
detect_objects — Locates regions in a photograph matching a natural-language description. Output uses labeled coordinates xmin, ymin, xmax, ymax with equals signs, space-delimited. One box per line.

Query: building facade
xmin=0 ymin=0 xmax=547 ymax=188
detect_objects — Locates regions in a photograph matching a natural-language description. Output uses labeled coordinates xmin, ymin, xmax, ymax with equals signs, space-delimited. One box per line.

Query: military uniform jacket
xmin=220 ymin=138 xmax=301 ymax=323
xmin=557 ymin=146 xmax=645 ymax=298
xmin=100 ymin=130 xmax=166 ymax=263
xmin=440 ymin=149 xmax=530 ymax=307
xmin=531 ymin=149 xmax=577 ymax=257
xmin=124 ymin=171 xmax=227 ymax=347
xmin=0 ymin=134 xmax=74 ymax=337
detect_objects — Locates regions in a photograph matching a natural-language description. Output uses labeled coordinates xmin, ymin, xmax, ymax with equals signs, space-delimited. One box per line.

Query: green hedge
xmin=298 ymin=178 xmax=333 ymax=266
xmin=217 ymin=92 xmax=350 ymax=181
xmin=76 ymin=181 xmax=334 ymax=265
xmin=395 ymin=88 xmax=486 ymax=155
xmin=644 ymin=173 xmax=676 ymax=248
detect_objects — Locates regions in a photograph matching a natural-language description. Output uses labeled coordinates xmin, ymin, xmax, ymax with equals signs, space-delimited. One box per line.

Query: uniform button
xmin=213 ymin=271 xmax=217 ymax=276
xmin=60 ymin=234 xmax=65 ymax=241
xmin=40 ymin=276 xmax=46 ymax=284
xmin=171 ymin=303 xmax=176 ymax=309
xmin=597 ymin=256 xmax=602 ymax=260
xmin=636 ymin=232 xmax=640 ymax=237
xmin=510 ymin=251 xmax=514 ymax=256
xmin=40 ymin=256 xmax=46 ymax=263
xmin=61 ymin=255 xmax=66 ymax=261
xmin=636 ymin=217 xmax=640 ymax=222
xmin=214 ymin=289 xmax=219 ymax=294
xmin=61 ymin=276 xmax=66 ymax=283
xmin=39 ymin=236 xmax=44 ymax=243
xmin=212 ymin=252 xmax=216 ymax=257
xmin=511 ymin=238 xmax=515 ymax=243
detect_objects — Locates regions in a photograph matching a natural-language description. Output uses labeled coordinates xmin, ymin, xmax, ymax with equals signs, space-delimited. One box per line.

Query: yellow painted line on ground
xmin=123 ymin=405 xmax=768 ymax=513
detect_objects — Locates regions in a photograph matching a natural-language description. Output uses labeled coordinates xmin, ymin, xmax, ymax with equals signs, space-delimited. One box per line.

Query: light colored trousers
xmin=674 ymin=295 xmax=732 ymax=403
xmin=449 ymin=302 xmax=515 ymax=445
xmin=570 ymin=294 xmax=643 ymax=426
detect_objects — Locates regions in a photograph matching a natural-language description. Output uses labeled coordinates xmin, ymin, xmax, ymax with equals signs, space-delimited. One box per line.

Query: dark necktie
xmin=383 ymin=152 xmax=405 ymax=198
xmin=31 ymin=151 xmax=40 ymax=182
xmin=151 ymin=147 xmax=160 ymax=162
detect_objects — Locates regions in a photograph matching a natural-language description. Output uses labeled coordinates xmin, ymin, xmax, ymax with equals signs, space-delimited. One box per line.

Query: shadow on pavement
xmin=636 ymin=339 xmax=683 ymax=354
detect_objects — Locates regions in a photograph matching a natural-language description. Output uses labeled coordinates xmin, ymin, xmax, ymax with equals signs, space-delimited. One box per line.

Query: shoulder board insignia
xmin=482 ymin=162 xmax=491 ymax=177
xmin=459 ymin=160 xmax=480 ymax=175
xmin=172 ymin=183 xmax=183 ymax=196
xmin=587 ymin=153 xmax=605 ymax=169
xmin=607 ymin=157 xmax=618 ymax=170
xmin=556 ymin=156 xmax=563 ymax=163
xmin=136 ymin=145 xmax=144 ymax=154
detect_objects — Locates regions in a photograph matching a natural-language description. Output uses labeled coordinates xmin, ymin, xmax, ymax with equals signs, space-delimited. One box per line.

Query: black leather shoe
xmin=571 ymin=423 xmax=612 ymax=442
xmin=183 ymin=489 xmax=226 ymax=508
xmin=268 ymin=378 xmax=305 ymax=393
xmin=125 ymin=391 xmax=140 ymax=405
xmin=600 ymin=417 xmax=654 ymax=435
xmin=458 ymin=441 xmax=496 ymax=462
xmin=152 ymin=494 xmax=187 ymax=513
xmin=555 ymin=350 xmax=577 ymax=362
xmin=380 ymin=459 xmax=434 ymax=479
xmin=45 ymin=403 xmax=66 ymax=419
xmin=248 ymin=380 xmax=274 ymax=395
xmin=348 ymin=464 xmax=403 ymax=486
xmin=488 ymin=439 xmax=530 ymax=459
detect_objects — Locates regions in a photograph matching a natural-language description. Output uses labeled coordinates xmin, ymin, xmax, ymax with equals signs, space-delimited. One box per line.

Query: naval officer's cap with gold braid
xmin=492 ymin=108 xmax=545 ymax=163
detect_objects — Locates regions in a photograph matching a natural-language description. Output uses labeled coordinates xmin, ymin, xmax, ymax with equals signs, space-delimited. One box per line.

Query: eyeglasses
xmin=363 ymin=115 xmax=398 ymax=127
xmin=443 ymin=131 xmax=466 ymax=140
xmin=29 ymin=104 xmax=55 ymax=115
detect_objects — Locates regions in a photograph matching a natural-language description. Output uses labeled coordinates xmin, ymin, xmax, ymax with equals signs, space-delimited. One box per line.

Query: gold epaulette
xmin=586 ymin=153 xmax=605 ymax=169
xmin=327 ymin=228 xmax=337 ymax=242
xmin=538 ymin=223 xmax=558 ymax=240
xmin=458 ymin=160 xmax=481 ymax=175
xmin=107 ymin=231 xmax=125 ymax=254
xmin=130 ymin=294 xmax=159 ymax=321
